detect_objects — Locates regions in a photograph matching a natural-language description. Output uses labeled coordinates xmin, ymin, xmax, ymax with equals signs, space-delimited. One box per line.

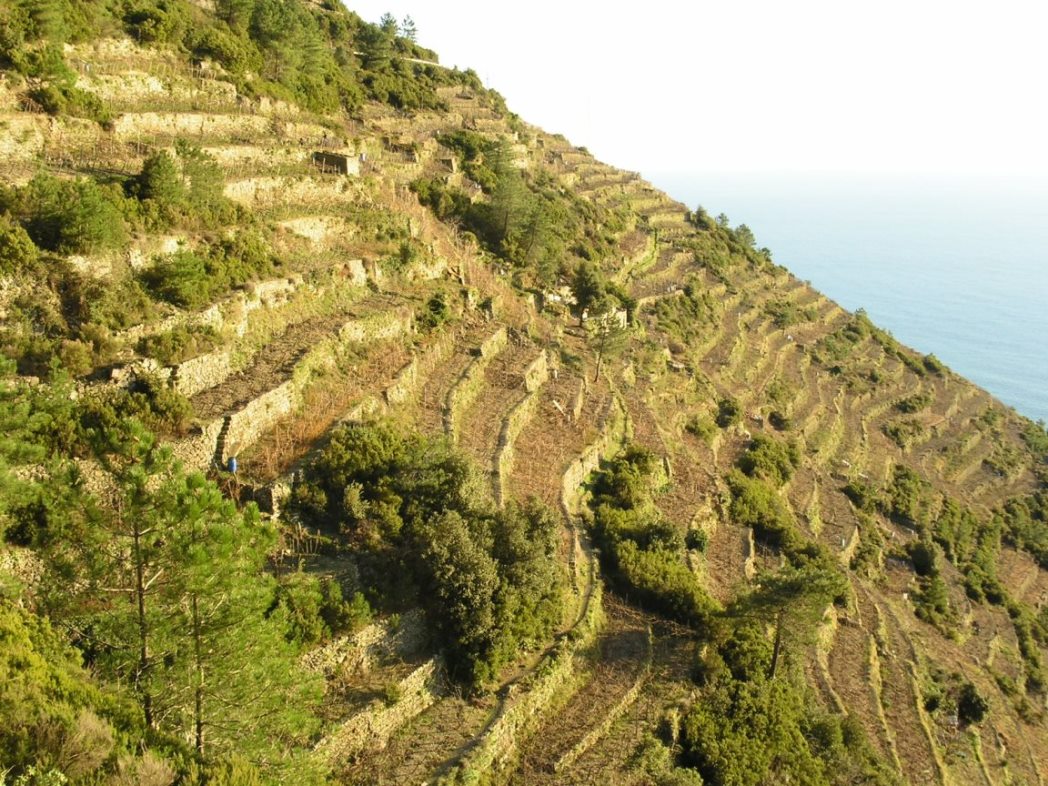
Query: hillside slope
xmin=1 ymin=3 xmax=1046 ymax=785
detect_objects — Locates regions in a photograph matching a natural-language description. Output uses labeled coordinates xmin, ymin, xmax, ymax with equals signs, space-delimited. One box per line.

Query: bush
xmin=715 ymin=397 xmax=741 ymax=428
xmin=684 ymin=414 xmax=717 ymax=443
xmin=881 ymin=465 xmax=930 ymax=528
xmin=912 ymin=575 xmax=953 ymax=631
xmin=685 ymin=528 xmax=709 ymax=552
xmin=906 ymin=539 xmax=939 ymax=577
xmin=0 ymin=213 xmax=41 ymax=275
xmin=588 ymin=445 xmax=718 ymax=628
xmin=1 ymin=174 xmax=128 ymax=255
xmin=957 ymin=682 xmax=989 ymax=726
xmin=28 ymin=83 xmax=110 ymax=124
xmin=140 ymin=232 xmax=276 ymax=310
xmin=737 ymin=435 xmax=800 ymax=486
xmin=882 ymin=419 xmax=924 ymax=449
xmin=767 ymin=410 xmax=791 ymax=431
xmin=78 ymin=373 xmax=193 ymax=439
xmin=292 ymin=422 xmax=563 ymax=688
xmin=140 ymin=250 xmax=211 ymax=308
xmin=137 ymin=325 xmax=220 ymax=366
xmin=894 ymin=391 xmax=932 ymax=414
xmin=727 ymin=470 xmax=799 ymax=551
xmin=273 ymin=573 xmax=370 ymax=647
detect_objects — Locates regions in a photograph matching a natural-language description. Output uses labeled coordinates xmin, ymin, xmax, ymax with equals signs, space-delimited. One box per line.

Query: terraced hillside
xmin=1 ymin=3 xmax=1046 ymax=786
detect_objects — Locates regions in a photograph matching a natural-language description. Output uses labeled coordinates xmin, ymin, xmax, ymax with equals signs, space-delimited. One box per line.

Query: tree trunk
xmin=768 ymin=607 xmax=785 ymax=680
xmin=192 ymin=593 xmax=205 ymax=755
xmin=132 ymin=519 xmax=153 ymax=728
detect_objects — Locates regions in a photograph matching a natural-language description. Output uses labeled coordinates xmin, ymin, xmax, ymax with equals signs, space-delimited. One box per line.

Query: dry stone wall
xmin=169 ymin=349 xmax=233 ymax=397
xmin=315 ymin=658 xmax=442 ymax=765
xmin=443 ymin=327 xmax=508 ymax=441
xmin=170 ymin=307 xmax=414 ymax=470
xmin=111 ymin=111 xmax=272 ymax=139
xmin=494 ymin=351 xmax=549 ymax=506
xmin=223 ymin=175 xmax=357 ymax=208
xmin=561 ymin=396 xmax=630 ymax=517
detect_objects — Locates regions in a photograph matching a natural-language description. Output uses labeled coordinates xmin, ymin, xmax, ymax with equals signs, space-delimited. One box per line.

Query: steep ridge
xmin=1 ymin=6 xmax=1046 ymax=785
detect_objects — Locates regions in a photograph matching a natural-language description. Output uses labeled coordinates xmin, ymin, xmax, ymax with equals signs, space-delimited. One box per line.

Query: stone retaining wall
xmin=437 ymin=584 xmax=604 ymax=786
xmin=560 ymin=396 xmax=630 ymax=517
xmin=223 ymin=175 xmax=356 ymax=207
xmin=444 ymin=327 xmax=508 ymax=441
xmin=170 ymin=349 xmax=233 ymax=397
xmin=494 ymin=351 xmax=548 ymax=506
xmin=170 ymin=307 xmax=414 ymax=470
xmin=315 ymin=658 xmax=442 ymax=765
xmin=111 ymin=111 xmax=272 ymax=139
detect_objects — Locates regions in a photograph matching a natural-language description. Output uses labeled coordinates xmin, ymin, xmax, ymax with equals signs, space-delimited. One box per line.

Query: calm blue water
xmin=648 ymin=173 xmax=1048 ymax=424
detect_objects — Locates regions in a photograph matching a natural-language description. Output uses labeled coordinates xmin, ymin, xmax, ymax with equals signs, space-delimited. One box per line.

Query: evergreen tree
xmin=571 ymin=260 xmax=607 ymax=320
xmin=163 ymin=474 xmax=323 ymax=770
xmin=731 ymin=564 xmax=846 ymax=680
xmin=378 ymin=12 xmax=398 ymax=36
xmin=133 ymin=151 xmax=184 ymax=206
xmin=399 ymin=15 xmax=417 ymax=42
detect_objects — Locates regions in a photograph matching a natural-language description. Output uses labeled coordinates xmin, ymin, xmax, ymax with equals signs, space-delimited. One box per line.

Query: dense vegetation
xmin=0 ymin=363 xmax=340 ymax=783
xmin=587 ymin=445 xmax=719 ymax=628
xmin=0 ymin=0 xmax=486 ymax=117
xmin=413 ymin=133 xmax=630 ymax=291
xmin=290 ymin=421 xmax=564 ymax=688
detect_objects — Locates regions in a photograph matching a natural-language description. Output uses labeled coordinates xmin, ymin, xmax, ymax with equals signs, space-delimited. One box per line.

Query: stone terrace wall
xmin=444 ymin=326 xmax=509 ymax=441
xmin=494 ymin=351 xmax=549 ymax=506
xmin=170 ymin=349 xmax=233 ymax=397
xmin=170 ymin=307 xmax=414 ymax=470
xmin=315 ymin=658 xmax=442 ymax=765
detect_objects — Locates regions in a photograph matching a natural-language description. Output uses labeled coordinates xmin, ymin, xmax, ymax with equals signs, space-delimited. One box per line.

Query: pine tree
xmin=399 ymin=15 xmax=417 ymax=42
xmin=379 ymin=13 xmax=398 ymax=36
xmin=731 ymin=564 xmax=846 ymax=679
xmin=163 ymin=474 xmax=322 ymax=772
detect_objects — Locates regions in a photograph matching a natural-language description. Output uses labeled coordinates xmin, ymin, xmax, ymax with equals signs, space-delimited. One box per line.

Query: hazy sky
xmin=347 ymin=0 xmax=1048 ymax=179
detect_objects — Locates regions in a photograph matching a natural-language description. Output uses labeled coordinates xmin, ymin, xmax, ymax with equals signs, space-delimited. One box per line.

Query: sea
xmin=648 ymin=172 xmax=1048 ymax=425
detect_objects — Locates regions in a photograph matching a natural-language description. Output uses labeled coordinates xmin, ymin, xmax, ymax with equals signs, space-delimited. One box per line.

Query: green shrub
xmin=737 ymin=435 xmax=800 ymax=487
xmin=880 ymin=465 xmax=931 ymax=528
xmin=28 ymin=83 xmax=110 ymax=124
xmin=763 ymin=297 xmax=815 ymax=328
xmin=957 ymin=682 xmax=989 ymax=725
xmin=727 ymin=470 xmax=798 ymax=551
xmin=0 ymin=213 xmax=40 ymax=276
xmin=140 ymin=232 xmax=276 ymax=309
xmin=273 ymin=572 xmax=370 ymax=647
xmin=912 ymin=574 xmax=953 ymax=631
xmin=906 ymin=539 xmax=939 ymax=577
xmin=588 ymin=446 xmax=718 ymax=628
xmin=685 ymin=528 xmax=709 ymax=552
xmin=78 ymin=373 xmax=193 ymax=439
xmin=1 ymin=174 xmax=128 ymax=255
xmin=767 ymin=410 xmax=791 ymax=431
xmin=137 ymin=325 xmax=220 ymax=365
xmin=923 ymin=354 xmax=946 ymax=375
xmin=894 ymin=391 xmax=932 ymax=414
xmin=418 ymin=292 xmax=451 ymax=331
xmin=715 ymin=397 xmax=741 ymax=428
xmin=292 ymin=422 xmax=563 ymax=688
xmin=684 ymin=414 xmax=717 ymax=443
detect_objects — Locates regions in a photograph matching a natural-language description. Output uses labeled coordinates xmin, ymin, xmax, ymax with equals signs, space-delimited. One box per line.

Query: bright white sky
xmin=346 ymin=1 xmax=1048 ymax=179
